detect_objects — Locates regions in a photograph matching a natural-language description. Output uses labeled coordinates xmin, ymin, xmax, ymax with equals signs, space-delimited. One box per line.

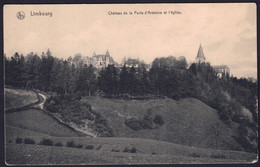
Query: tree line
xmin=4 ymin=50 xmax=258 ymax=152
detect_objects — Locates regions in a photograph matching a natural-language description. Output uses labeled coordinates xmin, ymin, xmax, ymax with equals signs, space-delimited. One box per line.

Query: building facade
xmin=82 ymin=50 xmax=116 ymax=69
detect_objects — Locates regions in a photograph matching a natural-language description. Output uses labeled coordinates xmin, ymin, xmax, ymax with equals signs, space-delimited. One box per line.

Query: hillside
xmin=83 ymin=97 xmax=243 ymax=151
xmin=4 ymin=88 xmax=38 ymax=110
xmin=6 ymin=108 xmax=80 ymax=137
xmin=4 ymin=88 xmax=257 ymax=164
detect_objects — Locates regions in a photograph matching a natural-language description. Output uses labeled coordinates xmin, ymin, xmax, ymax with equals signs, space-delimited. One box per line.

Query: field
xmin=6 ymin=142 xmax=256 ymax=165
xmin=4 ymin=88 xmax=38 ymax=110
xmin=4 ymin=88 xmax=258 ymax=164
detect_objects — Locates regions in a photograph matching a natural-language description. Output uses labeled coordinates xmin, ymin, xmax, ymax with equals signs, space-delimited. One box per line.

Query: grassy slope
xmin=4 ymin=88 xmax=38 ymax=110
xmin=5 ymin=89 xmax=257 ymax=164
xmin=6 ymin=109 xmax=79 ymax=137
xmin=83 ymin=97 xmax=242 ymax=150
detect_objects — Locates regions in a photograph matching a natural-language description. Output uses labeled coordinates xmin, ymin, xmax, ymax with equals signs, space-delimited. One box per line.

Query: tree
xmin=39 ymin=50 xmax=54 ymax=91
xmin=97 ymin=65 xmax=119 ymax=97
xmin=25 ymin=53 xmax=41 ymax=88
xmin=129 ymin=66 xmax=138 ymax=97
xmin=119 ymin=64 xmax=130 ymax=96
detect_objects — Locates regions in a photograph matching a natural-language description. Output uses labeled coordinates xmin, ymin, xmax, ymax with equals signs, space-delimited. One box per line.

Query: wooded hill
xmin=4 ymin=50 xmax=258 ymax=152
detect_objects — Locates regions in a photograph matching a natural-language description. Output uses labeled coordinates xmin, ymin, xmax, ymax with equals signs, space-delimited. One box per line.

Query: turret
xmin=106 ymin=49 xmax=110 ymax=57
xmin=196 ymin=44 xmax=206 ymax=63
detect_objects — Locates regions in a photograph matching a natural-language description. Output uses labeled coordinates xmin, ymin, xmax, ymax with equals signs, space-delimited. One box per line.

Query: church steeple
xmin=196 ymin=44 xmax=206 ymax=63
xmin=106 ymin=49 xmax=110 ymax=57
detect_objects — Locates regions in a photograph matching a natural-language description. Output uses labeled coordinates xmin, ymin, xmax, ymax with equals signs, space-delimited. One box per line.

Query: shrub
xmin=39 ymin=138 xmax=53 ymax=146
xmin=85 ymin=145 xmax=94 ymax=149
xmin=15 ymin=137 xmax=23 ymax=144
xmin=76 ymin=144 xmax=83 ymax=148
xmin=8 ymin=140 xmax=12 ymax=143
xmin=24 ymin=138 xmax=35 ymax=144
xmin=125 ymin=118 xmax=143 ymax=131
xmin=123 ymin=147 xmax=130 ymax=152
xmin=153 ymin=115 xmax=165 ymax=126
xmin=130 ymin=147 xmax=137 ymax=153
xmin=96 ymin=145 xmax=102 ymax=150
xmin=111 ymin=148 xmax=120 ymax=152
xmin=66 ymin=140 xmax=75 ymax=147
xmin=54 ymin=142 xmax=63 ymax=147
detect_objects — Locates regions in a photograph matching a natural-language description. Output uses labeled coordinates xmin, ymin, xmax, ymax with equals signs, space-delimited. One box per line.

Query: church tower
xmin=105 ymin=49 xmax=110 ymax=67
xmin=196 ymin=44 xmax=206 ymax=63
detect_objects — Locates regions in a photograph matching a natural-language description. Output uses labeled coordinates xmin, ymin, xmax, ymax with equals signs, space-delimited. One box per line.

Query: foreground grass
xmin=5 ymin=125 xmax=257 ymax=164
xmin=6 ymin=143 xmax=256 ymax=165
xmin=4 ymin=88 xmax=38 ymax=110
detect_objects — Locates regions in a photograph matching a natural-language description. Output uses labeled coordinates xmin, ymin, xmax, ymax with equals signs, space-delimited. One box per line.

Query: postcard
xmin=4 ymin=3 xmax=258 ymax=165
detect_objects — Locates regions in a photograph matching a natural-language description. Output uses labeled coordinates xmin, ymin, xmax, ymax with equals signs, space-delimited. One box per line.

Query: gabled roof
xmin=196 ymin=44 xmax=205 ymax=59
xmin=212 ymin=65 xmax=229 ymax=70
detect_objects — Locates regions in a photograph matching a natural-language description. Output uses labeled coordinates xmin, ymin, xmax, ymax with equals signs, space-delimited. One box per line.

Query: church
xmin=195 ymin=44 xmax=230 ymax=77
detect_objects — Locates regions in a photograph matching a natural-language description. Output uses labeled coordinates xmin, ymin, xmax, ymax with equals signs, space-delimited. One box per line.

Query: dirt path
xmin=36 ymin=93 xmax=46 ymax=109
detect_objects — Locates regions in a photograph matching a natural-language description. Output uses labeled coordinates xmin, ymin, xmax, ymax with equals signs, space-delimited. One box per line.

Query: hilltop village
xmin=68 ymin=44 xmax=231 ymax=78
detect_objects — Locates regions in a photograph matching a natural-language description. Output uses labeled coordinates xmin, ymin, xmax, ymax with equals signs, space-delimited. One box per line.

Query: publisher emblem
xmin=17 ymin=11 xmax=25 ymax=20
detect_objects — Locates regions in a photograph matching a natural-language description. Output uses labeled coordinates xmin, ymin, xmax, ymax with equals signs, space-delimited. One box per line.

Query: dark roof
xmin=125 ymin=58 xmax=139 ymax=65
xmin=196 ymin=44 xmax=205 ymax=59
xmin=212 ymin=65 xmax=229 ymax=70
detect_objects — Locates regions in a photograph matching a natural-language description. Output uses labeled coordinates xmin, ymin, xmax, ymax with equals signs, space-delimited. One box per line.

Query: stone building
xmin=212 ymin=65 xmax=230 ymax=78
xmin=82 ymin=50 xmax=116 ymax=69
xmin=195 ymin=44 xmax=230 ymax=77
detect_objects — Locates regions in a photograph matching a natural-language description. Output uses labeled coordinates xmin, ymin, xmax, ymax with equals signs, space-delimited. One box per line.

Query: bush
xmin=111 ymin=148 xmax=120 ymax=152
xmin=125 ymin=118 xmax=143 ymax=131
xmin=8 ymin=140 xmax=12 ymax=143
xmin=76 ymin=144 xmax=83 ymax=148
xmin=24 ymin=138 xmax=35 ymax=144
xmin=153 ymin=115 xmax=165 ymax=126
xmin=54 ymin=142 xmax=63 ymax=147
xmin=85 ymin=145 xmax=94 ymax=149
xmin=39 ymin=138 xmax=53 ymax=146
xmin=15 ymin=137 xmax=23 ymax=144
xmin=123 ymin=147 xmax=130 ymax=152
xmin=66 ymin=140 xmax=75 ymax=147
xmin=130 ymin=147 xmax=137 ymax=153
xmin=125 ymin=115 xmax=156 ymax=131
xmin=96 ymin=145 xmax=102 ymax=150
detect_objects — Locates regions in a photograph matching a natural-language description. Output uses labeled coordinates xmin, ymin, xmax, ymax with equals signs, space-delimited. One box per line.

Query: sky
xmin=4 ymin=3 xmax=257 ymax=78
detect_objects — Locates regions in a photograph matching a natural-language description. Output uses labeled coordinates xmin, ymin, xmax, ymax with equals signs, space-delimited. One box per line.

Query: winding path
xmin=36 ymin=93 xmax=46 ymax=109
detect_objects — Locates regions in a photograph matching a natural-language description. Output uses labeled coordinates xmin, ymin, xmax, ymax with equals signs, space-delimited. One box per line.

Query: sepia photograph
xmin=3 ymin=3 xmax=258 ymax=165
